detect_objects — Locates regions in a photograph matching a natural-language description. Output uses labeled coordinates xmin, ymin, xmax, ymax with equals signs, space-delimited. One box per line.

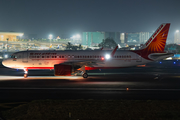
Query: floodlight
xmin=49 ymin=34 xmax=53 ymax=39
xmin=76 ymin=34 xmax=80 ymax=38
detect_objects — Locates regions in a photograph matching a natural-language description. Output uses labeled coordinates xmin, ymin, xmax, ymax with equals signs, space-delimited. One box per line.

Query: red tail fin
xmin=141 ymin=23 xmax=170 ymax=52
xmin=134 ymin=23 xmax=171 ymax=61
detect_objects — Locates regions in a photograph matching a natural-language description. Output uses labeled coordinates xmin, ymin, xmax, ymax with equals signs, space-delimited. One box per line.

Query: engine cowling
xmin=54 ymin=64 xmax=80 ymax=76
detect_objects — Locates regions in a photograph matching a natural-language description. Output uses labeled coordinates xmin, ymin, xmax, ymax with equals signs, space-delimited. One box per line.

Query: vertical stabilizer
xmin=141 ymin=23 xmax=170 ymax=52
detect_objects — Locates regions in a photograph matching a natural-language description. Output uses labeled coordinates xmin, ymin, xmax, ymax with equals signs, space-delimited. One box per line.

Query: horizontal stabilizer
xmin=148 ymin=53 xmax=174 ymax=60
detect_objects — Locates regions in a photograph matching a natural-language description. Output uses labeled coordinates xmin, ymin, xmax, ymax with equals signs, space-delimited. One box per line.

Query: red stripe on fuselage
xmin=85 ymin=67 xmax=125 ymax=70
xmin=23 ymin=67 xmax=125 ymax=71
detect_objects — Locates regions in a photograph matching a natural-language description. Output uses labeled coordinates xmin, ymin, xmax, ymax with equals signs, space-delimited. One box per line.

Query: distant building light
xmin=4 ymin=54 xmax=8 ymax=58
xmin=57 ymin=36 xmax=61 ymax=39
xmin=176 ymin=30 xmax=179 ymax=33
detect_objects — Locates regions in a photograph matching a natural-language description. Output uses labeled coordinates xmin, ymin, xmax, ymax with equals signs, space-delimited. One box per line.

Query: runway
xmin=1 ymin=74 xmax=180 ymax=102
xmin=1 ymin=60 xmax=180 ymax=102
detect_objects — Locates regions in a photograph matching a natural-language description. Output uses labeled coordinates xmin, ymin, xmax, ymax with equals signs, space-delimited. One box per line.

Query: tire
xmin=24 ymin=74 xmax=28 ymax=78
xmin=82 ymin=73 xmax=88 ymax=78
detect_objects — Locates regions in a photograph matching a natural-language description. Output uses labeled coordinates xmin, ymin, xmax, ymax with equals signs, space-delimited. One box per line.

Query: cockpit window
xmin=10 ymin=55 xmax=17 ymax=58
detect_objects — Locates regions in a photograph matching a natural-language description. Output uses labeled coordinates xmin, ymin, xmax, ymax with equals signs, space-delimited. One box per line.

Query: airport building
xmin=174 ymin=30 xmax=180 ymax=44
xmin=0 ymin=32 xmax=24 ymax=41
xmin=120 ymin=32 xmax=153 ymax=45
xmin=82 ymin=32 xmax=120 ymax=47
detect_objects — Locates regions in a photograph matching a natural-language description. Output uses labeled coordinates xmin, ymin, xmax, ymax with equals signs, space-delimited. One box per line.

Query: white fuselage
xmin=2 ymin=50 xmax=151 ymax=70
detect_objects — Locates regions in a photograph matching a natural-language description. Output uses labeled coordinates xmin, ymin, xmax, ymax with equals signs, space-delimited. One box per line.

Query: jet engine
xmin=54 ymin=64 xmax=81 ymax=76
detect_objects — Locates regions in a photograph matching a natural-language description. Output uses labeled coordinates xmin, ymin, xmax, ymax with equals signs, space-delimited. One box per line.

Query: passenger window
xmin=37 ymin=56 xmax=40 ymax=58
xmin=62 ymin=56 xmax=64 ymax=58
xmin=42 ymin=56 xmax=45 ymax=58
xmin=55 ymin=56 xmax=57 ymax=58
xmin=47 ymin=56 xmax=49 ymax=58
xmin=52 ymin=56 xmax=54 ymax=58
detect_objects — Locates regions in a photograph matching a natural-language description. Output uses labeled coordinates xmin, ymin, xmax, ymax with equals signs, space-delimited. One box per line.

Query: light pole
xmin=49 ymin=34 xmax=53 ymax=46
xmin=6 ymin=38 xmax=9 ymax=52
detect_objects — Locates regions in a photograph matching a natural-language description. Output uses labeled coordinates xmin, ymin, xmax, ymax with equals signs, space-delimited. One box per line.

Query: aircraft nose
xmin=2 ymin=60 xmax=6 ymax=67
xmin=2 ymin=59 xmax=8 ymax=67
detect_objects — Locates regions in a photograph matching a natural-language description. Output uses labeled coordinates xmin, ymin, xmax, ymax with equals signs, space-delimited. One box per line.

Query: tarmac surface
xmin=1 ymin=60 xmax=180 ymax=102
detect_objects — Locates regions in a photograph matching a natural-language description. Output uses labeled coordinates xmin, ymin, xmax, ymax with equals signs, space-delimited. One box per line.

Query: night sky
xmin=0 ymin=0 xmax=180 ymax=40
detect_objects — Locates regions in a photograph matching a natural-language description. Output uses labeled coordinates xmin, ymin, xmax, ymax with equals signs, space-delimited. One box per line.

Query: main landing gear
xmin=82 ymin=73 xmax=88 ymax=78
xmin=24 ymin=69 xmax=28 ymax=78
xmin=79 ymin=65 xmax=88 ymax=78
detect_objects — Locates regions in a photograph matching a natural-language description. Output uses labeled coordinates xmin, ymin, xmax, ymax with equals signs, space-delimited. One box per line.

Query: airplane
xmin=2 ymin=23 xmax=173 ymax=78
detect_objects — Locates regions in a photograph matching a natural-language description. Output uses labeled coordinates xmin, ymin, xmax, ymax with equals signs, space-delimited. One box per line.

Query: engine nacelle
xmin=54 ymin=64 xmax=80 ymax=76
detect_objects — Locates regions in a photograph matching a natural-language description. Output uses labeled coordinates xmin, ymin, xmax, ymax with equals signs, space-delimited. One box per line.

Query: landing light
xmin=105 ymin=54 xmax=110 ymax=59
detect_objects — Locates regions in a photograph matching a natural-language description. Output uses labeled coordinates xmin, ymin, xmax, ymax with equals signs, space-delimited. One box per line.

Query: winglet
xmin=100 ymin=47 xmax=103 ymax=50
xmin=111 ymin=46 xmax=118 ymax=57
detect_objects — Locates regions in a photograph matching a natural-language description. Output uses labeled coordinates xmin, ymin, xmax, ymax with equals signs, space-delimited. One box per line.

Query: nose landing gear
xmin=24 ymin=68 xmax=28 ymax=78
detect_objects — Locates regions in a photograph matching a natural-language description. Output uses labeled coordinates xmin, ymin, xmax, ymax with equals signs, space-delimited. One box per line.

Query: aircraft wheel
xmin=24 ymin=74 xmax=28 ymax=78
xmin=82 ymin=73 xmax=88 ymax=78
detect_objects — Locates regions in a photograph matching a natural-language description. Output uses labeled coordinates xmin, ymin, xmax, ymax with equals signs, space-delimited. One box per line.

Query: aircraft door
xmin=22 ymin=52 xmax=28 ymax=62
xmin=136 ymin=53 xmax=142 ymax=62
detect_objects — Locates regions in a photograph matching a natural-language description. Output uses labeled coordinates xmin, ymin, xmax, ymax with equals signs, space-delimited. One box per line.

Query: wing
xmin=56 ymin=46 xmax=118 ymax=68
